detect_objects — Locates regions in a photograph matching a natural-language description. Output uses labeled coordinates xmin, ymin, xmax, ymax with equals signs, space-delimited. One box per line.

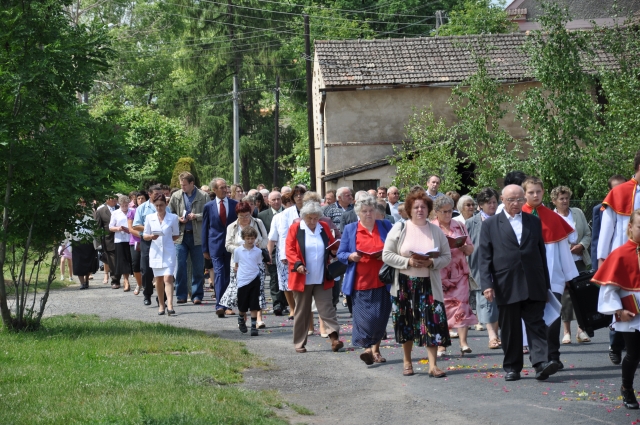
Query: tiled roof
xmin=315 ymin=33 xmax=533 ymax=87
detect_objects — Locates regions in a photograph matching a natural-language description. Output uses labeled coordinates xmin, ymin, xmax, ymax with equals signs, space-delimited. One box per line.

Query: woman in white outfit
xmin=143 ymin=193 xmax=180 ymax=316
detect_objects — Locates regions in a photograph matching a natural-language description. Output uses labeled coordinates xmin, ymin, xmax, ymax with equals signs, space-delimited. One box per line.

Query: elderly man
xmin=324 ymin=187 xmax=354 ymax=228
xmin=258 ymin=191 xmax=287 ymax=315
xmin=281 ymin=186 xmax=292 ymax=195
xmin=202 ymin=178 xmax=238 ymax=317
xmin=479 ymin=184 xmax=559 ymax=382
xmin=323 ymin=189 xmax=336 ymax=210
xmin=426 ymin=175 xmax=445 ymax=201
xmin=169 ymin=172 xmax=208 ymax=304
xmin=95 ymin=195 xmax=120 ymax=287
xmin=339 ymin=190 xmax=368 ymax=232
xmin=387 ymin=186 xmax=403 ymax=221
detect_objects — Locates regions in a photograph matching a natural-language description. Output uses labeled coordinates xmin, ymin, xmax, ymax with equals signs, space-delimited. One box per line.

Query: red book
xmin=447 ymin=235 xmax=467 ymax=249
xmin=326 ymin=239 xmax=340 ymax=251
xmin=356 ymin=249 xmax=383 ymax=258
xmin=410 ymin=249 xmax=440 ymax=260
xmin=621 ymin=294 xmax=640 ymax=315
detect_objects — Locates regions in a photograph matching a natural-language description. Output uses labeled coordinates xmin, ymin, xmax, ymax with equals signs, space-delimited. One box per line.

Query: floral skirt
xmin=219 ymin=263 xmax=267 ymax=310
xmin=275 ymin=247 xmax=289 ymax=291
xmin=391 ymin=274 xmax=451 ymax=347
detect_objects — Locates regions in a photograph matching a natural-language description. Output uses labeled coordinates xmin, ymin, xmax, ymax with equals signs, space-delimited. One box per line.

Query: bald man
xmin=479 ymin=185 xmax=558 ymax=382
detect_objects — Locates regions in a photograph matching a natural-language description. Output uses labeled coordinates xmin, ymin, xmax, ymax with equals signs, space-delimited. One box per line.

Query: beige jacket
xmin=225 ymin=217 xmax=269 ymax=255
xmin=168 ymin=188 xmax=208 ymax=245
xmin=570 ymin=207 xmax=592 ymax=267
xmin=382 ymin=221 xmax=452 ymax=303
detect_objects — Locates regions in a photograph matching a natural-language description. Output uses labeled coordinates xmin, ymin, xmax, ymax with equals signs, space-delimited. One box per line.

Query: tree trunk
xmin=241 ymin=154 xmax=250 ymax=192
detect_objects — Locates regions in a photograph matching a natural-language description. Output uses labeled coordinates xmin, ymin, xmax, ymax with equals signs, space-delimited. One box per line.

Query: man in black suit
xmin=258 ymin=190 xmax=286 ymax=315
xmin=95 ymin=195 xmax=121 ymax=288
xmin=479 ymin=184 xmax=559 ymax=381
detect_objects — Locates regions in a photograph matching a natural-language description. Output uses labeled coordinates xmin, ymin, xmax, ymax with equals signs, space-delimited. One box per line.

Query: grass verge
xmin=0 ymin=314 xmax=287 ymax=424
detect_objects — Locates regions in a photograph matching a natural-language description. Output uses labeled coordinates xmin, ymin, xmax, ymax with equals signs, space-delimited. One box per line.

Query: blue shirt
xmin=183 ymin=189 xmax=198 ymax=231
xmin=133 ymin=200 xmax=171 ymax=236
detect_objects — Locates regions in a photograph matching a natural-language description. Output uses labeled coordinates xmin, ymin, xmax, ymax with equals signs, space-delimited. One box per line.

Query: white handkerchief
xmin=544 ymin=289 xmax=562 ymax=326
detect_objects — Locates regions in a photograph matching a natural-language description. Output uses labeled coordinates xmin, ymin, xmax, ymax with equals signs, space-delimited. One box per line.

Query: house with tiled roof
xmin=506 ymin=0 xmax=640 ymax=31
xmin=312 ymin=33 xmax=539 ymax=193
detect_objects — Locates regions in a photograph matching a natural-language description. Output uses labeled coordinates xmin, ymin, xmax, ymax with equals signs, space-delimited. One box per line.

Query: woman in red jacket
xmin=286 ymin=201 xmax=343 ymax=353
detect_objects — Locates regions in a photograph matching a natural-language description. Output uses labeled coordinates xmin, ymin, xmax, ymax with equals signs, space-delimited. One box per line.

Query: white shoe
xmin=475 ymin=324 xmax=485 ymax=331
xmin=68 ymin=277 xmax=74 ymax=282
xmin=59 ymin=275 xmax=64 ymax=281
xmin=258 ymin=321 xmax=266 ymax=329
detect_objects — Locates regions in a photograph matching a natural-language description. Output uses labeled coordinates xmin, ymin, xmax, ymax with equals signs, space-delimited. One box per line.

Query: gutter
xmin=319 ymin=91 xmax=327 ymax=197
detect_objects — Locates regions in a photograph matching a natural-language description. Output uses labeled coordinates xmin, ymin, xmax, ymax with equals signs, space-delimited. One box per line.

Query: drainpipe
xmin=319 ymin=91 xmax=327 ymax=197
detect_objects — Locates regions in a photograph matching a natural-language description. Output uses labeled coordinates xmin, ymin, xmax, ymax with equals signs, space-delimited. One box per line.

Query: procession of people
xmin=64 ymin=152 xmax=640 ymax=411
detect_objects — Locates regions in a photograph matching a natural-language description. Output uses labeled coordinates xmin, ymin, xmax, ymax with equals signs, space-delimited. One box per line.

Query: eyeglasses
xmin=464 ymin=203 xmax=475 ymax=207
xmin=505 ymin=198 xmax=526 ymax=204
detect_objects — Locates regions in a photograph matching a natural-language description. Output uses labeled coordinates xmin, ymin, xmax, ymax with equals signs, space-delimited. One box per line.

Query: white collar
xmin=215 ymin=197 xmax=227 ymax=203
xmin=300 ymin=219 xmax=321 ymax=235
xmin=504 ymin=209 xmax=522 ymax=220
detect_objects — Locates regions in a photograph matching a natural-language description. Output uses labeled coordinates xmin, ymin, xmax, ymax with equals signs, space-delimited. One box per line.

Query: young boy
xmin=234 ymin=226 xmax=264 ymax=336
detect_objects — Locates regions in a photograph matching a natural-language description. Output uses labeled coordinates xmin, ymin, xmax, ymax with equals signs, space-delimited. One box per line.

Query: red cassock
xmin=602 ymin=178 xmax=638 ymax=217
xmin=521 ymin=204 xmax=574 ymax=244
xmin=592 ymin=240 xmax=640 ymax=292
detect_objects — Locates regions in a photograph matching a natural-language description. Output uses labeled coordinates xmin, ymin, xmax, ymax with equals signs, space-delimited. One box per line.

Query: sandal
xmin=576 ymin=331 xmax=591 ymax=343
xmin=562 ymin=333 xmax=572 ymax=344
xmin=450 ymin=331 xmax=459 ymax=338
xmin=133 ymin=285 xmax=140 ymax=296
xmin=403 ymin=364 xmax=414 ymax=376
xmin=488 ymin=338 xmax=501 ymax=349
xmin=437 ymin=350 xmax=445 ymax=358
xmin=372 ymin=353 xmax=386 ymax=363
xmin=428 ymin=369 xmax=447 ymax=378
xmin=360 ymin=350 xmax=374 ymax=365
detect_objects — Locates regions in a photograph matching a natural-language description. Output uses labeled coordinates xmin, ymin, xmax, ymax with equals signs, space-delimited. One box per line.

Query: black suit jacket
xmin=339 ymin=209 xmax=357 ymax=232
xmin=479 ymin=211 xmax=550 ymax=306
xmin=258 ymin=207 xmax=282 ymax=234
xmin=94 ymin=205 xmax=115 ymax=251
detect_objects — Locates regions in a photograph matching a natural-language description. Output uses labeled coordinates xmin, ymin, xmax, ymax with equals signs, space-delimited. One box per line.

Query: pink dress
xmin=431 ymin=218 xmax=478 ymax=329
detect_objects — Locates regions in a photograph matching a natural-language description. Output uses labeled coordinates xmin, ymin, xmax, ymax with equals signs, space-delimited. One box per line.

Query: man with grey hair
xmin=339 ymin=190 xmax=369 ymax=232
xmin=280 ymin=186 xmax=292 ymax=195
xmin=387 ymin=186 xmax=403 ymax=222
xmin=259 ymin=191 xmax=286 ymax=315
xmin=324 ymin=186 xmax=354 ymax=229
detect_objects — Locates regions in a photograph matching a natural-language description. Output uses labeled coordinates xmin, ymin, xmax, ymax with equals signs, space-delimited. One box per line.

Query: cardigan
xmin=382 ymin=220 xmax=452 ymax=303
xmin=337 ymin=220 xmax=393 ymax=296
xmin=285 ymin=220 xmax=336 ymax=292
xmin=568 ymin=207 xmax=592 ymax=267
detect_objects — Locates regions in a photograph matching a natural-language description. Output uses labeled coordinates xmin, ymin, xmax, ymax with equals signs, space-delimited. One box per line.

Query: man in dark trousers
xmin=202 ymin=178 xmax=238 ymax=318
xmin=479 ymin=184 xmax=559 ymax=382
xmin=258 ymin=190 xmax=286 ymax=315
xmin=95 ymin=195 xmax=121 ymax=288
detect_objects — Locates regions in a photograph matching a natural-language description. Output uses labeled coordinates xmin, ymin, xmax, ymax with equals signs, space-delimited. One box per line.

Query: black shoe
xmin=552 ymin=359 xmax=564 ymax=370
xmin=251 ymin=327 xmax=259 ymax=336
xmin=238 ymin=320 xmax=248 ymax=333
xmin=79 ymin=284 xmax=86 ymax=290
xmin=143 ymin=298 xmax=151 ymax=306
xmin=158 ymin=310 xmax=165 ymax=316
xmin=155 ymin=296 xmax=167 ymax=309
xmin=534 ymin=361 xmax=559 ymax=381
xmin=621 ymin=386 xmax=640 ymax=409
xmin=167 ymin=309 xmax=176 ymax=316
xmin=176 ymin=299 xmax=187 ymax=304
xmin=505 ymin=372 xmax=521 ymax=381
xmin=273 ymin=309 xmax=283 ymax=316
xmin=100 ymin=265 xmax=104 ymax=271
xmin=609 ymin=350 xmax=622 ymax=365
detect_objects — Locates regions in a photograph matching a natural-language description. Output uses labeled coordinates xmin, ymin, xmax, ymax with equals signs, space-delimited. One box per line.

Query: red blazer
xmin=285 ymin=220 xmax=336 ymax=292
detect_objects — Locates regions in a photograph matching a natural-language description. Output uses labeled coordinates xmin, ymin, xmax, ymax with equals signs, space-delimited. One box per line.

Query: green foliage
xmin=171 ymin=157 xmax=201 ymax=188
xmin=0 ymin=0 xmax=122 ymax=330
xmin=437 ymin=0 xmax=517 ymax=36
xmin=0 ymin=315 xmax=286 ymax=423
xmin=390 ymin=109 xmax=462 ymax=196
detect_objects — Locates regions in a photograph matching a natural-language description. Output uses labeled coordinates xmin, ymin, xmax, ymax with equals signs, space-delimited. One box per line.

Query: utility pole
xmin=304 ymin=14 xmax=316 ymax=191
xmin=233 ymin=75 xmax=240 ymax=184
xmin=273 ymin=75 xmax=280 ymax=188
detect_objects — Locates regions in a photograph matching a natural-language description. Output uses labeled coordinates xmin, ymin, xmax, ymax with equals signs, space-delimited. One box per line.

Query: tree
xmin=0 ymin=0 xmax=121 ymax=330
xmin=436 ymin=0 xmax=517 ymax=36
xmin=171 ymin=157 xmax=201 ymax=188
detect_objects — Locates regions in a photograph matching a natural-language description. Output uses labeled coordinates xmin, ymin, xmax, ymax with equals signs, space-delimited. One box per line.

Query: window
xmin=352 ymin=180 xmax=380 ymax=193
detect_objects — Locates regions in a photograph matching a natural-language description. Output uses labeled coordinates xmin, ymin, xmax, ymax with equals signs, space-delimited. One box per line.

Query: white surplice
xmin=598 ymin=286 xmax=640 ymax=332
xmin=597 ymin=184 xmax=640 ymax=260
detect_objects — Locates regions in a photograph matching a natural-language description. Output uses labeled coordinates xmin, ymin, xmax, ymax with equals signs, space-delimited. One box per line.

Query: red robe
xmin=521 ymin=203 xmax=574 ymax=244
xmin=602 ymin=178 xmax=638 ymax=216
xmin=592 ymin=240 xmax=640 ymax=292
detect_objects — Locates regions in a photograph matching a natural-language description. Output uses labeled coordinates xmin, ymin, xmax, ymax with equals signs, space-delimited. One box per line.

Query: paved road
xmin=43 ymin=273 xmax=639 ymax=425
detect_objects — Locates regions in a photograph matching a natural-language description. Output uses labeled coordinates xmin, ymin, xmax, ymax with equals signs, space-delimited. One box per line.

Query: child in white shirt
xmin=234 ymin=226 xmax=264 ymax=336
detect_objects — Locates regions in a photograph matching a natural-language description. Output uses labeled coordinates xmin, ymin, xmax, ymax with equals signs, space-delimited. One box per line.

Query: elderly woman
xmin=285 ymin=202 xmax=343 ymax=353
xmin=109 ymin=194 xmax=133 ymax=291
xmin=267 ymin=186 xmax=306 ymax=320
xmin=465 ymin=187 xmax=502 ymax=348
xmin=338 ymin=195 xmax=393 ymax=365
xmin=551 ymin=185 xmax=592 ymax=344
xmin=453 ymin=195 xmax=476 ymax=224
xmin=431 ymin=196 xmax=477 ymax=357
xmin=383 ymin=191 xmax=452 ymax=377
xmin=220 ymin=201 xmax=269 ymax=328
xmin=143 ymin=193 xmax=180 ymax=316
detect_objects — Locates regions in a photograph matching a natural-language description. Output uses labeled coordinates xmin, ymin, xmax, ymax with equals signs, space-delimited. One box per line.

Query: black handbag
xmin=326 ymin=260 xmax=348 ymax=280
xmin=378 ymin=263 xmax=394 ymax=285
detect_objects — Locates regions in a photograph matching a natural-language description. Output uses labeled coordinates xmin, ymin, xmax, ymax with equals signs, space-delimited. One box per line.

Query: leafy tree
xmin=437 ymin=0 xmax=517 ymax=36
xmin=0 ymin=0 xmax=121 ymax=330
xmin=171 ymin=157 xmax=201 ymax=188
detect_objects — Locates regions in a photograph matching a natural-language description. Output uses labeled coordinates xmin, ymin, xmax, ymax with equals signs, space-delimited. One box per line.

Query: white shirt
xmin=109 ymin=209 xmax=130 ymax=244
xmin=144 ymin=213 xmax=180 ymax=269
xmin=388 ymin=201 xmax=403 ymax=222
xmin=273 ymin=205 xmax=301 ymax=260
xmin=300 ymin=220 xmax=325 ymax=285
xmin=598 ymin=184 xmax=640 ymax=260
xmin=215 ymin=196 xmax=229 ymax=218
xmin=545 ymin=240 xmax=579 ymax=294
xmin=598 ymin=286 xmax=640 ymax=332
xmin=233 ymin=245 xmax=262 ymax=288
xmin=555 ymin=209 xmax=580 ymax=261
xmin=504 ymin=209 xmax=523 ymax=245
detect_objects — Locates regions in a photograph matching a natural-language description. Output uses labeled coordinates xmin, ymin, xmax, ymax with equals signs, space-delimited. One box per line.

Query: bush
xmin=170 ymin=157 xmax=201 ymax=188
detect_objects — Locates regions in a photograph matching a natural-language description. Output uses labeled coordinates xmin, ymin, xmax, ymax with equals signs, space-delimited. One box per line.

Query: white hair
xmin=260 ymin=189 xmax=269 ymax=198
xmin=300 ymin=201 xmax=324 ymax=218
xmin=281 ymin=186 xmax=292 ymax=194
xmin=354 ymin=195 xmax=376 ymax=215
xmin=337 ymin=187 xmax=351 ymax=198
xmin=457 ymin=195 xmax=475 ymax=212
xmin=354 ymin=190 xmax=368 ymax=202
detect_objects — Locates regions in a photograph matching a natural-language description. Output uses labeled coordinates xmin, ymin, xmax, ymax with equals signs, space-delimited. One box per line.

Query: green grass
xmin=0 ymin=315 xmax=287 ymax=425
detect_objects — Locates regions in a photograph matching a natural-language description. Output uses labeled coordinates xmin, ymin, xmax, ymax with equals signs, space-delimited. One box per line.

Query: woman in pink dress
xmin=431 ymin=195 xmax=477 ymax=357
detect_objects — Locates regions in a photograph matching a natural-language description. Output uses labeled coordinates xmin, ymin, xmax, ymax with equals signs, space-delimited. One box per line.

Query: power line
xmin=250 ymin=0 xmax=444 ymax=18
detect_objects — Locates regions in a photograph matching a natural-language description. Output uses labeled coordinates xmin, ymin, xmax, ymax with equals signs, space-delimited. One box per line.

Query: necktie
xmin=219 ymin=200 xmax=227 ymax=227
xmin=532 ymin=207 xmax=538 ymax=217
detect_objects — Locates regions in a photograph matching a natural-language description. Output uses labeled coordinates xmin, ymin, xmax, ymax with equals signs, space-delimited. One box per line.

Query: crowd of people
xmin=61 ymin=152 xmax=640 ymax=410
